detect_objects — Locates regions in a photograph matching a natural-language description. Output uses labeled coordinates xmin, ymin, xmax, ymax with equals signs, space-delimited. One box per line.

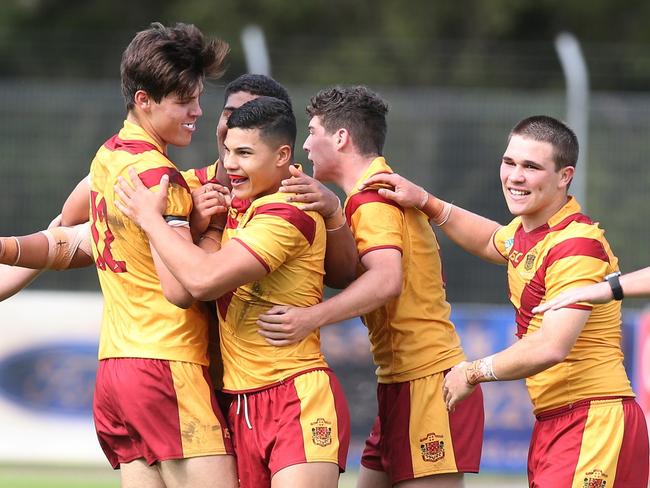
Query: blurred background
xmin=1 ymin=0 xmax=650 ymax=486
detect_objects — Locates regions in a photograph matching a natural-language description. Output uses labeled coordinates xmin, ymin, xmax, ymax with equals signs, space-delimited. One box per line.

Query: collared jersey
xmin=90 ymin=120 xmax=208 ymax=364
xmin=345 ymin=157 xmax=465 ymax=384
xmin=493 ymin=197 xmax=634 ymax=414
xmin=217 ymin=191 xmax=328 ymax=392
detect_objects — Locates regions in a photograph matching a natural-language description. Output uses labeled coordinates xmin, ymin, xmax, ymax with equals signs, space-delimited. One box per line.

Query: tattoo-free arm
xmin=360 ymin=172 xmax=505 ymax=265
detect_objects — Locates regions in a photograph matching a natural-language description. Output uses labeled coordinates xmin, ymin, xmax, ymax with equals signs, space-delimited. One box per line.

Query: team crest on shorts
xmin=583 ymin=469 xmax=608 ymax=487
xmin=311 ymin=418 xmax=332 ymax=447
xmin=419 ymin=432 xmax=445 ymax=462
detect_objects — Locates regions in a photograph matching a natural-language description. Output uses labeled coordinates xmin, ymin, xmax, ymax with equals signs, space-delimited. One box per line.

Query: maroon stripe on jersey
xmin=515 ymin=237 xmax=610 ymax=337
xmin=138 ymin=167 xmax=191 ymax=193
xmin=359 ymin=245 xmax=403 ymax=259
xmin=550 ymin=212 xmax=593 ymax=232
xmin=253 ymin=203 xmax=316 ymax=246
xmin=104 ymin=135 xmax=159 ymax=154
xmin=449 ymin=384 xmax=484 ymax=472
xmin=232 ymin=197 xmax=251 ymax=213
xmin=232 ymin=238 xmax=271 ymax=273
xmin=226 ymin=215 xmax=239 ymax=229
xmin=510 ymin=212 xmax=592 ymax=268
xmin=528 ymin=403 xmax=588 ymax=486
xmin=217 ymin=290 xmax=234 ymax=320
xmin=344 ymin=190 xmax=401 ymax=226
xmin=194 ymin=165 xmax=219 ymax=185
xmin=614 ymin=399 xmax=649 ymax=485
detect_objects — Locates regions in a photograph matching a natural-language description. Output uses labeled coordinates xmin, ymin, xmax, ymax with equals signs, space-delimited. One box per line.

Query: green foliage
xmin=1 ymin=0 xmax=650 ymax=88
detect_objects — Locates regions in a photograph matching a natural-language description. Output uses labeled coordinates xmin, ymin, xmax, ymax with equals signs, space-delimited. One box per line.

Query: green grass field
xmin=0 ymin=464 xmax=530 ymax=487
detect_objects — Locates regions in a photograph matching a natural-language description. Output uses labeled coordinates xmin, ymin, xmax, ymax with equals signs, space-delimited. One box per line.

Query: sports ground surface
xmin=0 ymin=464 xmax=527 ymax=487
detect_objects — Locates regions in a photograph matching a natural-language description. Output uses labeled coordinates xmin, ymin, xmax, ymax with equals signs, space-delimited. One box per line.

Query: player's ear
xmin=336 ymin=128 xmax=349 ymax=149
xmin=559 ymin=165 xmax=575 ymax=188
xmin=276 ymin=144 xmax=292 ymax=167
xmin=133 ymin=90 xmax=151 ymax=112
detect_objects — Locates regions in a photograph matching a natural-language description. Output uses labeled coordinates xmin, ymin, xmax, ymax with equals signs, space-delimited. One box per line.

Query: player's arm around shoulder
xmin=257 ymin=247 xmax=402 ymax=346
xmin=360 ymin=172 xmax=505 ymax=265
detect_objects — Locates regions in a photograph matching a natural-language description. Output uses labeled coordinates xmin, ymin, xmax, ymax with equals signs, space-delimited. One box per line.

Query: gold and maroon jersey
xmin=218 ymin=191 xmax=328 ymax=392
xmin=345 ymin=157 xmax=465 ymax=384
xmin=493 ymin=197 xmax=634 ymax=414
xmin=90 ymin=120 xmax=209 ymax=364
xmin=181 ymin=161 xmax=219 ymax=191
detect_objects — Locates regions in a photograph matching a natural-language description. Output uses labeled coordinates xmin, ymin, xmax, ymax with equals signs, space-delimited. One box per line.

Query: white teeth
xmin=510 ymin=189 xmax=528 ymax=196
xmin=183 ymin=123 xmax=195 ymax=130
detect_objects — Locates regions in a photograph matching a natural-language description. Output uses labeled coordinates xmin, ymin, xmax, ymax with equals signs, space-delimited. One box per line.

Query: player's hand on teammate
xmin=280 ymin=165 xmax=341 ymax=218
xmin=114 ymin=167 xmax=168 ymax=230
xmin=443 ymin=361 xmax=476 ymax=412
xmin=257 ymin=305 xmax=317 ymax=346
xmin=359 ymin=173 xmax=429 ymax=210
xmin=532 ymin=282 xmax=612 ymax=314
xmin=190 ymin=183 xmax=231 ymax=236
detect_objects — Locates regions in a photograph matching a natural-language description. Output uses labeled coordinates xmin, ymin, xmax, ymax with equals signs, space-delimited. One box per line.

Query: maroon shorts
xmin=528 ymin=396 xmax=648 ymax=487
xmin=94 ymin=358 xmax=233 ymax=468
xmin=226 ymin=369 xmax=350 ymax=487
xmin=361 ymin=371 xmax=484 ymax=484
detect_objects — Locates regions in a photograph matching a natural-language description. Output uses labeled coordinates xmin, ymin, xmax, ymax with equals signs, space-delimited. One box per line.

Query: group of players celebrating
xmin=0 ymin=22 xmax=648 ymax=488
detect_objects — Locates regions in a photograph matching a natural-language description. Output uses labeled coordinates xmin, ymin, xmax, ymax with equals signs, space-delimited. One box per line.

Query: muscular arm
xmin=114 ymin=171 xmax=268 ymax=301
xmin=0 ymin=265 xmax=42 ymax=301
xmin=361 ymin=172 xmax=505 ymax=265
xmin=281 ymin=165 xmax=358 ymax=288
xmin=257 ymin=248 xmax=402 ymax=345
xmin=443 ymin=307 xmax=590 ymax=410
xmin=61 ymin=176 xmax=91 ymax=226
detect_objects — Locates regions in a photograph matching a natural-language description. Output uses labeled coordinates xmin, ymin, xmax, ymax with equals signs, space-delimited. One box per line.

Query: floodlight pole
xmin=241 ymin=25 xmax=271 ymax=76
xmin=554 ymin=32 xmax=589 ymax=211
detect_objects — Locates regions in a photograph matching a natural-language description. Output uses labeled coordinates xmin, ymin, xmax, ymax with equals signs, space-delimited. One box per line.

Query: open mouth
xmin=229 ymin=174 xmax=248 ymax=186
xmin=182 ymin=122 xmax=196 ymax=131
xmin=508 ymin=188 xmax=530 ymax=197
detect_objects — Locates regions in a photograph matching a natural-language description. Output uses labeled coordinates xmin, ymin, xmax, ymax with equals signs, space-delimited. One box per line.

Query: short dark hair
xmin=223 ymin=74 xmax=292 ymax=108
xmin=306 ymin=86 xmax=388 ymax=156
xmin=227 ymin=96 xmax=296 ymax=155
xmin=509 ymin=115 xmax=579 ymax=170
xmin=121 ymin=22 xmax=229 ymax=111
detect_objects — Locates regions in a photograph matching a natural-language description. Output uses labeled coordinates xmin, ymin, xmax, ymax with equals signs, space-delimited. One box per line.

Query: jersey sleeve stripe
xmin=359 ymin=245 xmax=403 ymax=258
xmin=344 ymin=190 xmax=401 ymax=225
xmin=138 ymin=167 xmax=191 ymax=193
xmin=194 ymin=165 xmax=219 ymax=185
xmin=544 ymin=237 xmax=610 ymax=268
xmin=254 ymin=203 xmax=316 ymax=246
xmin=231 ymin=238 xmax=271 ymax=273
xmin=103 ymin=135 xmax=159 ymax=154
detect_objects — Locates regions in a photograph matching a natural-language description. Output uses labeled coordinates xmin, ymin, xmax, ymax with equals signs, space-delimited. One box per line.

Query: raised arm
xmin=360 ymin=172 xmax=505 ymax=265
xmin=114 ymin=169 xmax=268 ymax=301
xmin=280 ymin=165 xmax=358 ymax=288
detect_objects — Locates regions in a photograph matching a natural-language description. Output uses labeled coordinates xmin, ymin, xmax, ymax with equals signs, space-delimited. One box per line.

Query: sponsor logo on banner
xmin=311 ymin=418 xmax=332 ymax=447
xmin=419 ymin=432 xmax=445 ymax=462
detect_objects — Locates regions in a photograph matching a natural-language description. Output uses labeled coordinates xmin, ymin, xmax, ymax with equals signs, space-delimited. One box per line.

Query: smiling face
xmin=222 ymin=127 xmax=290 ymax=201
xmin=141 ymin=83 xmax=203 ymax=151
xmin=500 ymin=134 xmax=574 ymax=231
xmin=303 ymin=116 xmax=339 ymax=182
